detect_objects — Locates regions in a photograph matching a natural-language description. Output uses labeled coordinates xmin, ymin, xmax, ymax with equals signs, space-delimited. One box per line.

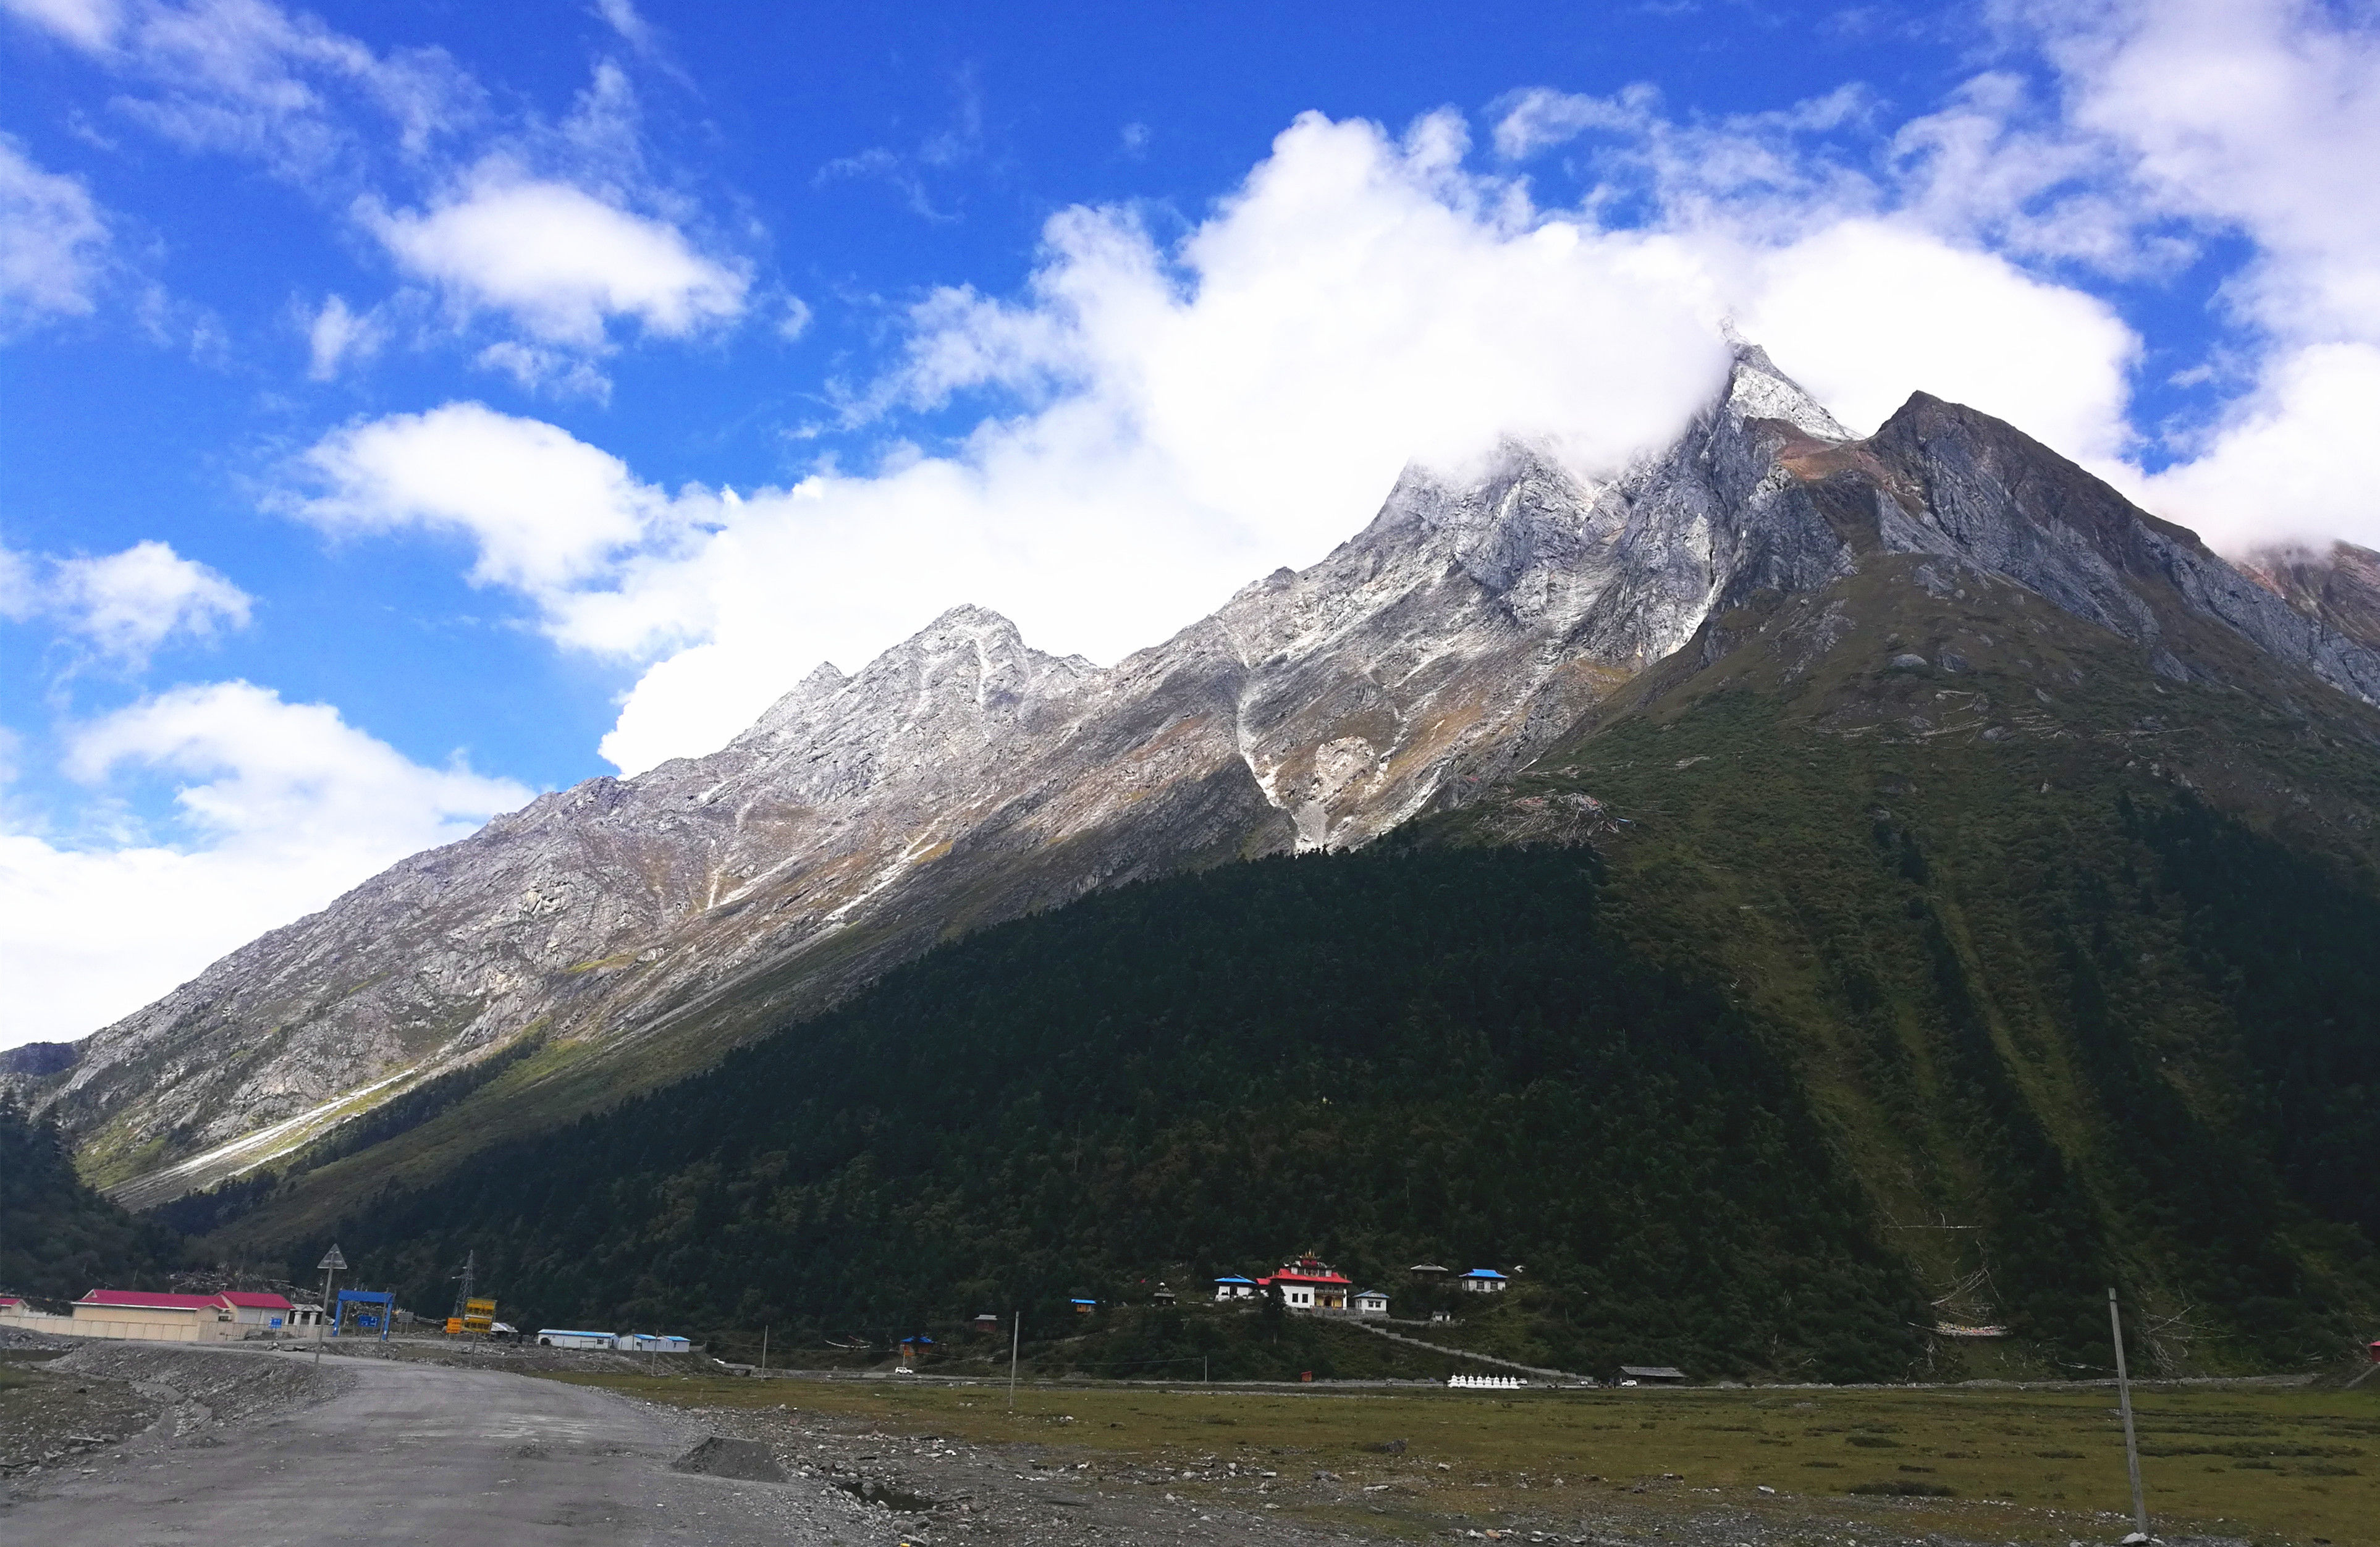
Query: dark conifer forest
xmin=303 ymin=847 xmax=1936 ymax=1382
xmin=0 ymin=1095 xmax=180 ymax=1299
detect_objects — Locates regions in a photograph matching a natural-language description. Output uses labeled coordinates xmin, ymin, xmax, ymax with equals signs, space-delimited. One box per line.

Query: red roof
xmin=1258 ymin=1271 xmax=1353 ymax=1287
xmin=78 ymin=1289 xmax=228 ymax=1312
xmin=220 ymin=1292 xmax=293 ymax=1310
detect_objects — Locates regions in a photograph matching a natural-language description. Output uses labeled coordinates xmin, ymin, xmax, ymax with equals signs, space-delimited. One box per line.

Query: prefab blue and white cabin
xmin=536 ymin=1328 xmax=617 ymax=1349
xmin=617 ymin=1333 xmax=691 ymax=1352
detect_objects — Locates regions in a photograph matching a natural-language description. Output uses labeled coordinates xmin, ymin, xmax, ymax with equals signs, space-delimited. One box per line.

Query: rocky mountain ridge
xmin=35 ymin=344 xmax=2380 ymax=1215
xmin=2239 ymin=539 xmax=2380 ymax=652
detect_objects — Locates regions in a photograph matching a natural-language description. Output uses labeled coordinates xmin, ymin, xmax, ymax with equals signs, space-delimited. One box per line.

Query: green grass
xmin=544 ymin=1367 xmax=2380 ymax=1546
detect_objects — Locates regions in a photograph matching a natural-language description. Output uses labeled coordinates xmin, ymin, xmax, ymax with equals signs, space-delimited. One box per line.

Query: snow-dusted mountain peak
xmin=1723 ymin=342 xmax=1852 ymax=442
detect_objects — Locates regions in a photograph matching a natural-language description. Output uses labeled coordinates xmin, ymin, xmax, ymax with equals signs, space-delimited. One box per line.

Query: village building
xmin=69 ymin=1289 xmax=243 ymax=1342
xmin=1352 ymin=1289 xmax=1390 ymax=1316
xmin=1257 ymin=1255 xmax=1352 ymax=1310
xmin=536 ymin=1329 xmax=617 ymax=1349
xmin=1457 ymin=1268 xmax=1509 ymax=1294
xmin=617 ymin=1334 xmax=690 ymax=1353
xmin=1619 ymin=1364 xmax=1687 ymax=1383
xmin=1408 ymin=1263 xmax=1449 ymax=1281
xmin=221 ymin=1291 xmax=297 ymax=1330
xmin=1070 ymin=1297 xmax=1099 ymax=1314
xmin=973 ymin=1313 xmax=1002 ymax=1335
xmin=1150 ymin=1283 xmax=1177 ymax=1306
xmin=1212 ymin=1275 xmax=1258 ymax=1302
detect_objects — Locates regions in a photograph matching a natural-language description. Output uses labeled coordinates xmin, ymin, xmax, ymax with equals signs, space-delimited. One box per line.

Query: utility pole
xmin=1008 ymin=1311 xmax=1021 ymax=1411
xmin=314 ymin=1245 xmax=346 ymax=1367
xmin=2108 ymin=1288 xmax=2150 ymax=1541
xmin=761 ymin=1325 xmax=769 ymax=1372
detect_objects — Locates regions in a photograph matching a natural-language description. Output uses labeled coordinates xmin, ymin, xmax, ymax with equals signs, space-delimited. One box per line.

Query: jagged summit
xmin=35 ymin=342 xmax=2380 ymax=1221
xmin=1721 ymin=340 xmax=1852 ymax=441
xmin=732 ymin=602 xmax=1093 ymax=771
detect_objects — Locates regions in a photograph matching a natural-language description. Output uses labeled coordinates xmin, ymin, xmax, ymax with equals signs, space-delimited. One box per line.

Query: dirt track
xmin=0 ymin=1343 xmax=903 ymax=1545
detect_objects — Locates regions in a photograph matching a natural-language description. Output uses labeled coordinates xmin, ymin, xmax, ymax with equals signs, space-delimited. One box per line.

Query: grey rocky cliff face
xmin=48 ymin=347 xmax=2380 ymax=1207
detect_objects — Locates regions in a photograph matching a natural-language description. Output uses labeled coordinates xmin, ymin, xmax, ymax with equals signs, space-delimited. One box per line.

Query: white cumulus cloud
xmin=364 ymin=171 xmax=748 ymax=349
xmin=0 ymin=681 xmax=529 ymax=1046
xmin=294 ymin=400 xmax=677 ymax=591
xmin=302 ymin=292 xmax=382 ymax=379
xmin=0 ymin=538 xmax=252 ymax=666
xmin=48 ymin=540 xmax=253 ymax=664
xmin=290 ymin=106 xmax=2221 ymax=776
xmin=1734 ymin=219 xmax=2140 ymax=460
xmin=2139 ymin=342 xmax=2380 ymax=554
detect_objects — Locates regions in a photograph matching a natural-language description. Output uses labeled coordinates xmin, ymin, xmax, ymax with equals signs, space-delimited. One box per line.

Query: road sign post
xmin=314 ymin=1246 xmax=347 ymax=1368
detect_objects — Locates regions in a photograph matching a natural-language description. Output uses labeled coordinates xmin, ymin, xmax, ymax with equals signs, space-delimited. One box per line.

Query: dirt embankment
xmin=0 ymin=1344 xmax=350 ymax=1482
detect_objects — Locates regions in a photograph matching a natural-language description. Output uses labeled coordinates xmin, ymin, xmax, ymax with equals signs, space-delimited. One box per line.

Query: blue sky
xmin=4 ymin=0 xmax=2378 ymax=1045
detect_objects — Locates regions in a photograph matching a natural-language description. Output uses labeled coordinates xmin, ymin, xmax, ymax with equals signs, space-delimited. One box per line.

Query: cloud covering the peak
xmin=295 ymin=99 xmax=2188 ymax=776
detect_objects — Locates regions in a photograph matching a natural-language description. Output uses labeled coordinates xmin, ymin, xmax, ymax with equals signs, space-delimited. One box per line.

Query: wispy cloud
xmin=0 ymin=135 xmax=109 ymax=335
xmin=816 ymin=67 xmax=989 ymax=222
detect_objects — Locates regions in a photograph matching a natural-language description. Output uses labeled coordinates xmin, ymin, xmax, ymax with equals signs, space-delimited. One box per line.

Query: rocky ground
xmin=0 ymin=1336 xmax=350 ymax=1483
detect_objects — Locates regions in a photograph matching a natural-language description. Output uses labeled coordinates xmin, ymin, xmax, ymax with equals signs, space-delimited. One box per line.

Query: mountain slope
xmin=36 ymin=347 xmax=1869 ymax=1207
xmin=263 ymin=471 xmax=2380 ymax=1377
xmin=43 ymin=348 xmax=2380 ymax=1249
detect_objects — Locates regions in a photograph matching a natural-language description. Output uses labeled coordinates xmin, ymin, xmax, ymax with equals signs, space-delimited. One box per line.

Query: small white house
xmin=1458 ymin=1268 xmax=1510 ymax=1294
xmin=536 ymin=1328 xmax=616 ymax=1349
xmin=1353 ymin=1289 xmax=1390 ymax=1317
xmin=1213 ymin=1275 xmax=1258 ymax=1302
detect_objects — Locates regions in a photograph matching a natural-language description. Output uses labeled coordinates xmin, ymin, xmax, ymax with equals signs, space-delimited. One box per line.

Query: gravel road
xmin=0 ymin=1344 xmax=905 ymax=1546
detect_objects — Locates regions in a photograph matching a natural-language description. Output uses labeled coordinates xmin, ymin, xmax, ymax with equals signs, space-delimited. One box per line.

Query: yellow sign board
xmin=462 ymin=1296 xmax=496 ymax=1333
xmin=445 ymin=1317 xmax=463 ymax=1334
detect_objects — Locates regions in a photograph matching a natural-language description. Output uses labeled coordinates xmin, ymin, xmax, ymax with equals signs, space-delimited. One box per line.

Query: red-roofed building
xmin=220 ymin=1291 xmax=297 ymax=1330
xmin=1255 ymin=1255 xmax=1353 ymax=1311
xmin=67 ymin=1289 xmax=240 ymax=1343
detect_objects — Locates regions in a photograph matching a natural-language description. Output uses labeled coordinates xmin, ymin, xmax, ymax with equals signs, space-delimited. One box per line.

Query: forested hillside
xmin=281 ymin=846 xmax=1932 ymax=1383
xmin=1451 ymin=553 xmax=2380 ymax=1371
xmin=0 ymin=1095 xmax=181 ymax=1299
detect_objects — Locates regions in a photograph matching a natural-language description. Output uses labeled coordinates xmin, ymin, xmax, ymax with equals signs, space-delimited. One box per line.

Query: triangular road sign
xmin=318 ymin=1246 xmax=348 ymax=1271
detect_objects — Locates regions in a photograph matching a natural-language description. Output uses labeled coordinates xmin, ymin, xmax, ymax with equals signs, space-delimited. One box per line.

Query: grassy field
xmin=546 ymin=1368 xmax=2380 ymax=1545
